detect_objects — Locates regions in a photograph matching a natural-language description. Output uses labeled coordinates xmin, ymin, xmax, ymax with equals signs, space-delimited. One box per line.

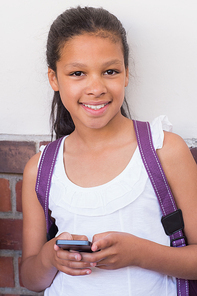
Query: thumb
xmin=54 ymin=232 xmax=73 ymax=250
xmin=57 ymin=232 xmax=73 ymax=240
xmin=92 ymin=233 xmax=112 ymax=252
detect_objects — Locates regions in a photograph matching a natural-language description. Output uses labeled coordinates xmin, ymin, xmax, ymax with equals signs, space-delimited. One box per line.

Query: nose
xmin=85 ymin=75 xmax=107 ymax=97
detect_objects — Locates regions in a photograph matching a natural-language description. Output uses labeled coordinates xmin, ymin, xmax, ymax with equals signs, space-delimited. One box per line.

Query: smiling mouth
xmin=82 ymin=103 xmax=108 ymax=110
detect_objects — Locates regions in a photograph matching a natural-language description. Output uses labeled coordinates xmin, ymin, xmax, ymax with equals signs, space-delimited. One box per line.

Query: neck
xmin=71 ymin=113 xmax=132 ymax=151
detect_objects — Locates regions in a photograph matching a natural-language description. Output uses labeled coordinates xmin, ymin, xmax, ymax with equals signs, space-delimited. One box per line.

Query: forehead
xmin=58 ymin=33 xmax=124 ymax=64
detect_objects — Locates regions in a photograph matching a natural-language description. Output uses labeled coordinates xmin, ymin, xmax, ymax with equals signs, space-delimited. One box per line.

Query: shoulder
xmin=157 ymin=131 xmax=197 ymax=208
xmin=163 ymin=131 xmax=185 ymax=148
xmin=156 ymin=130 xmax=197 ymax=193
xmin=157 ymin=131 xmax=192 ymax=166
xmin=23 ymin=152 xmax=41 ymax=184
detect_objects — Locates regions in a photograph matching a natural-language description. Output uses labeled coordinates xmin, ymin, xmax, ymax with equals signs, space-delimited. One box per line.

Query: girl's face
xmin=48 ymin=33 xmax=129 ymax=132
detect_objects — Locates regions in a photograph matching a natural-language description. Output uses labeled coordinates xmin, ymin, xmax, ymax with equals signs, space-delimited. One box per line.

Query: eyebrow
xmin=64 ymin=59 xmax=123 ymax=69
xmin=102 ymin=59 xmax=123 ymax=67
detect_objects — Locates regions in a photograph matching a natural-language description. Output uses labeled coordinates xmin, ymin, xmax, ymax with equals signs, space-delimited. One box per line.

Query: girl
xmin=21 ymin=6 xmax=197 ymax=296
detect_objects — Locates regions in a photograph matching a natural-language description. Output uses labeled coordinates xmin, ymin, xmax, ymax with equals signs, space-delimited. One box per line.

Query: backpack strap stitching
xmin=134 ymin=121 xmax=167 ymax=215
xmin=35 ymin=142 xmax=50 ymax=193
xmin=44 ymin=139 xmax=63 ymax=231
xmin=146 ymin=122 xmax=177 ymax=212
xmin=133 ymin=120 xmax=190 ymax=296
xmin=35 ymin=137 xmax=64 ymax=233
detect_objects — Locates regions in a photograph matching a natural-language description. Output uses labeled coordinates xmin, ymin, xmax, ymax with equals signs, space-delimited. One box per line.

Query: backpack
xmin=35 ymin=136 xmax=64 ymax=240
xmin=35 ymin=121 xmax=197 ymax=296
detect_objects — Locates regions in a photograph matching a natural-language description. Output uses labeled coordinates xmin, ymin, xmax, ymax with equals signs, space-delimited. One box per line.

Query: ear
xmin=48 ymin=68 xmax=59 ymax=91
xmin=125 ymin=67 xmax=129 ymax=87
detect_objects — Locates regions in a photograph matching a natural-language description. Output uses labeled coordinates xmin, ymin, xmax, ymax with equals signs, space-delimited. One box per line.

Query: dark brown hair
xmin=47 ymin=6 xmax=130 ymax=139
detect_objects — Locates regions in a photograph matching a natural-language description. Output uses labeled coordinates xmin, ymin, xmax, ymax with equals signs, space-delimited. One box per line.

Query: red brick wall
xmin=0 ymin=138 xmax=49 ymax=296
xmin=0 ymin=137 xmax=196 ymax=296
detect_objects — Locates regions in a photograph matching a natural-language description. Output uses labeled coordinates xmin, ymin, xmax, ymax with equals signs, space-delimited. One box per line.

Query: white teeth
xmin=83 ymin=103 xmax=106 ymax=110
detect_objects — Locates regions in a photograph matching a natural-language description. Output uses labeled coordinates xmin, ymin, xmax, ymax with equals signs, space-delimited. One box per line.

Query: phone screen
xmin=56 ymin=240 xmax=93 ymax=252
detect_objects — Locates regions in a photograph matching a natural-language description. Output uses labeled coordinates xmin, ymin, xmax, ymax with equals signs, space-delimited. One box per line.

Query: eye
xmin=70 ymin=71 xmax=84 ymax=77
xmin=104 ymin=69 xmax=118 ymax=75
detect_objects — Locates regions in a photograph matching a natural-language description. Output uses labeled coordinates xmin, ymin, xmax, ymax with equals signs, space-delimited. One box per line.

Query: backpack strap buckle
xmin=161 ymin=209 xmax=184 ymax=236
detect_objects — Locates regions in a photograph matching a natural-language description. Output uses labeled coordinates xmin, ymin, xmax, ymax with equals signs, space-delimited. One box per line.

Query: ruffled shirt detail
xmin=47 ymin=115 xmax=172 ymax=216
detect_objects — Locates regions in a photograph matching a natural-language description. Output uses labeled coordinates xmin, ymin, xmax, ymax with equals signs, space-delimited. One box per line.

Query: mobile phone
xmin=56 ymin=240 xmax=93 ymax=252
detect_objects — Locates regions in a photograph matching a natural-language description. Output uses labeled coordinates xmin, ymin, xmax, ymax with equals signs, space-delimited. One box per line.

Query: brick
xmin=16 ymin=180 xmax=23 ymax=212
xmin=0 ymin=141 xmax=36 ymax=174
xmin=190 ymin=147 xmax=197 ymax=164
xmin=39 ymin=141 xmax=50 ymax=147
xmin=0 ymin=257 xmax=15 ymax=287
xmin=0 ymin=219 xmax=22 ymax=250
xmin=0 ymin=178 xmax=11 ymax=212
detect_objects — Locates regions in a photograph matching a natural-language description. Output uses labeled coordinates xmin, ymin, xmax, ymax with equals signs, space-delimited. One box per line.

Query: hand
xmin=82 ymin=231 xmax=141 ymax=270
xmin=52 ymin=232 xmax=93 ymax=276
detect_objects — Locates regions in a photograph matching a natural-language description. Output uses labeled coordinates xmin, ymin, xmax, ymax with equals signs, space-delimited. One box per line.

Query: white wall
xmin=1 ymin=0 xmax=197 ymax=138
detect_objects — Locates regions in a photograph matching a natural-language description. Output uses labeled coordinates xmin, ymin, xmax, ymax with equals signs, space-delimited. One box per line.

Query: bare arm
xmin=82 ymin=132 xmax=197 ymax=279
xmin=21 ymin=154 xmax=93 ymax=292
xmin=141 ymin=132 xmax=197 ymax=278
xmin=158 ymin=131 xmax=197 ymax=246
xmin=21 ymin=153 xmax=58 ymax=291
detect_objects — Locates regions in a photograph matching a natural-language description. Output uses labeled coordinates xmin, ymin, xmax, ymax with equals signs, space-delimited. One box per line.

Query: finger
xmin=95 ymin=255 xmax=114 ymax=268
xmin=72 ymin=234 xmax=89 ymax=241
xmin=56 ymin=249 xmax=82 ymax=261
xmin=58 ymin=258 xmax=93 ymax=270
xmin=92 ymin=234 xmax=113 ymax=252
xmin=54 ymin=244 xmax=60 ymax=251
xmin=56 ymin=254 xmax=93 ymax=275
xmin=57 ymin=232 xmax=73 ymax=240
xmin=81 ymin=249 xmax=108 ymax=265
xmin=92 ymin=232 xmax=110 ymax=243
xmin=58 ymin=263 xmax=92 ymax=276
xmin=54 ymin=232 xmax=73 ymax=251
xmin=63 ymin=267 xmax=92 ymax=276
xmin=93 ymin=254 xmax=118 ymax=270
xmin=95 ymin=265 xmax=111 ymax=270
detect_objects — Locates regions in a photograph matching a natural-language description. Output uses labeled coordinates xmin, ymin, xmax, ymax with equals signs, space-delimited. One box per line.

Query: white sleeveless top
xmin=44 ymin=115 xmax=176 ymax=296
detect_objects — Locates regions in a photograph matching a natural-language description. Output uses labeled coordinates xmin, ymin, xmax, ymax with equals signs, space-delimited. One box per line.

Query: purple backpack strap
xmin=35 ymin=137 xmax=64 ymax=235
xmin=133 ymin=120 xmax=194 ymax=296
